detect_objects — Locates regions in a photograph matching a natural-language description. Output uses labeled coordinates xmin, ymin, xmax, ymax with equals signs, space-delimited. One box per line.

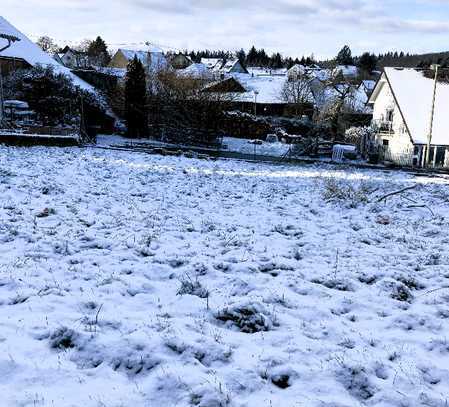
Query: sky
xmin=2 ymin=0 xmax=449 ymax=59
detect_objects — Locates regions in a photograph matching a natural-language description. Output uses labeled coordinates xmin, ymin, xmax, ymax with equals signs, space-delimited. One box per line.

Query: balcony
xmin=373 ymin=120 xmax=394 ymax=135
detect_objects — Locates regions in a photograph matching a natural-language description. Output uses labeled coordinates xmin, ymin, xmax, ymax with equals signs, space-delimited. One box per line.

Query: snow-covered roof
xmin=218 ymin=59 xmax=237 ymax=73
xmin=361 ymin=80 xmax=376 ymax=92
xmin=334 ymin=65 xmax=359 ymax=78
xmin=201 ymin=58 xmax=223 ymax=70
xmin=0 ymin=16 xmax=94 ymax=92
xmin=287 ymin=65 xmax=331 ymax=82
xmin=228 ymin=73 xmax=288 ymax=104
xmin=248 ymin=67 xmax=287 ymax=76
xmin=376 ymin=67 xmax=449 ymax=145
xmin=117 ymin=48 xmax=167 ymax=70
xmin=179 ymin=63 xmax=211 ymax=79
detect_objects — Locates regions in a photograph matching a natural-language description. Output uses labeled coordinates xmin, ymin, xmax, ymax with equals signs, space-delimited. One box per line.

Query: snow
xmin=201 ymin=58 xmax=223 ymax=69
xmin=334 ymin=65 xmax=359 ymax=78
xmin=117 ymin=48 xmax=167 ymax=71
xmin=384 ymin=67 xmax=449 ymax=146
xmin=1 ymin=144 xmax=449 ymax=407
xmin=223 ymin=136 xmax=290 ymax=156
xmin=0 ymin=16 xmax=96 ymax=92
xmin=361 ymin=80 xmax=376 ymax=92
xmin=248 ymin=67 xmax=288 ymax=76
xmin=179 ymin=63 xmax=211 ymax=78
xmin=230 ymin=73 xmax=287 ymax=104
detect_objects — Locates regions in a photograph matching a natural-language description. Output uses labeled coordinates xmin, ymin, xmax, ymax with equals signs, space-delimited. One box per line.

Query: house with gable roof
xmin=109 ymin=48 xmax=167 ymax=72
xmin=368 ymin=67 xmax=449 ymax=168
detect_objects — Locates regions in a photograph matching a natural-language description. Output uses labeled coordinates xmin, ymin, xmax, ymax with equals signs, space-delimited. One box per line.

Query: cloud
xmin=2 ymin=0 xmax=449 ymax=57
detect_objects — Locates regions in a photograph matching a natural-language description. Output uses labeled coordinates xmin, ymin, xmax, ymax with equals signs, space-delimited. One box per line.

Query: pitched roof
xmin=117 ymin=48 xmax=167 ymax=70
xmin=201 ymin=58 xmax=223 ymax=69
xmin=179 ymin=63 xmax=211 ymax=78
xmin=217 ymin=59 xmax=248 ymax=74
xmin=0 ymin=16 xmax=94 ymax=91
xmin=223 ymin=73 xmax=288 ymax=104
xmin=374 ymin=68 xmax=449 ymax=145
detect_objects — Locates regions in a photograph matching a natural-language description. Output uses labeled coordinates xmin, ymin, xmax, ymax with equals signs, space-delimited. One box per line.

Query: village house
xmin=214 ymin=59 xmax=248 ymax=75
xmin=368 ymin=67 xmax=449 ymax=168
xmin=167 ymin=52 xmax=193 ymax=70
xmin=109 ymin=48 xmax=167 ymax=72
xmin=56 ymin=46 xmax=90 ymax=69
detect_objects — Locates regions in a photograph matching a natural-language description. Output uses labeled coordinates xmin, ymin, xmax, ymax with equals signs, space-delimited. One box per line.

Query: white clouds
xmin=2 ymin=0 xmax=449 ymax=57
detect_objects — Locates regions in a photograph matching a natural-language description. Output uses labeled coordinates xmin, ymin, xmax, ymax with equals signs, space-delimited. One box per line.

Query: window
xmin=386 ymin=110 xmax=394 ymax=122
xmin=383 ymin=139 xmax=389 ymax=146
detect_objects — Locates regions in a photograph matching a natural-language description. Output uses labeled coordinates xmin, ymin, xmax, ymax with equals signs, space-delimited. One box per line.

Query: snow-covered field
xmin=222 ymin=137 xmax=290 ymax=157
xmin=1 ymin=146 xmax=449 ymax=407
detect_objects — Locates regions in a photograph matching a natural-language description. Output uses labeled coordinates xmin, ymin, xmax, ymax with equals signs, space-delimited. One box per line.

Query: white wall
xmin=372 ymin=77 xmax=414 ymax=155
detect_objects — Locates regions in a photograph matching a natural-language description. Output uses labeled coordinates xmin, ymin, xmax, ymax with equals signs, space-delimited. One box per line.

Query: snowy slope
xmin=386 ymin=67 xmax=449 ymax=146
xmin=0 ymin=16 xmax=95 ymax=92
xmin=1 ymin=146 xmax=449 ymax=407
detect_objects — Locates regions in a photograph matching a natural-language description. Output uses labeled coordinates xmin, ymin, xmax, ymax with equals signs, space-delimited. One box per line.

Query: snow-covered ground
xmin=222 ymin=137 xmax=290 ymax=157
xmin=97 ymin=135 xmax=291 ymax=158
xmin=1 ymin=145 xmax=449 ymax=407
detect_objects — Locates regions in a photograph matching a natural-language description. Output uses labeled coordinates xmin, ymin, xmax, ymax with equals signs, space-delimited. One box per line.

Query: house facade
xmin=109 ymin=48 xmax=167 ymax=72
xmin=57 ymin=46 xmax=89 ymax=69
xmin=369 ymin=67 xmax=449 ymax=168
xmin=167 ymin=53 xmax=193 ymax=70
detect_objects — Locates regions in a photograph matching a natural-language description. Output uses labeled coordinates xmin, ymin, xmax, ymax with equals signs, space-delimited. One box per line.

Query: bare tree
xmin=314 ymin=77 xmax=359 ymax=142
xmin=281 ymin=71 xmax=313 ymax=116
xmin=36 ymin=36 xmax=59 ymax=54
xmin=146 ymin=69 xmax=234 ymax=145
xmin=74 ymin=39 xmax=93 ymax=53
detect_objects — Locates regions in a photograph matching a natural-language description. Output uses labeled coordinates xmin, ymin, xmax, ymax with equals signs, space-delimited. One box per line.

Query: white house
xmin=57 ymin=46 xmax=89 ymax=69
xmin=368 ymin=67 xmax=449 ymax=168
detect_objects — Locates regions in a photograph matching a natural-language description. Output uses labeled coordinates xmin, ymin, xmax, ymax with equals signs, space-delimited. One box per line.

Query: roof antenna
xmin=0 ymin=33 xmax=21 ymax=53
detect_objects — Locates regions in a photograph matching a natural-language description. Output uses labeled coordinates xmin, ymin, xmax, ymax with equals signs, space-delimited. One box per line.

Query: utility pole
xmin=426 ymin=64 xmax=439 ymax=167
xmin=0 ymin=33 xmax=21 ymax=126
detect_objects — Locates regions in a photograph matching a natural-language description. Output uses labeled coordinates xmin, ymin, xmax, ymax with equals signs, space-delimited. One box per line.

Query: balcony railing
xmin=373 ymin=120 xmax=394 ymax=134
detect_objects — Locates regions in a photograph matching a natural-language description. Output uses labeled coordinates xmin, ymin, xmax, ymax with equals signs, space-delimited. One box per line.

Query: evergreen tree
xmin=125 ymin=57 xmax=148 ymax=138
xmin=236 ymin=48 xmax=247 ymax=65
xmin=271 ymin=53 xmax=283 ymax=69
xmin=336 ymin=45 xmax=353 ymax=65
xmin=358 ymin=52 xmax=377 ymax=73
xmin=87 ymin=36 xmax=111 ymax=67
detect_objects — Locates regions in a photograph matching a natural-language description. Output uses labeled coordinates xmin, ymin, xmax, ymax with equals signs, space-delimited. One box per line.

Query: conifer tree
xmin=125 ymin=57 xmax=148 ymax=138
xmin=336 ymin=45 xmax=353 ymax=65
xmin=87 ymin=36 xmax=111 ymax=66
